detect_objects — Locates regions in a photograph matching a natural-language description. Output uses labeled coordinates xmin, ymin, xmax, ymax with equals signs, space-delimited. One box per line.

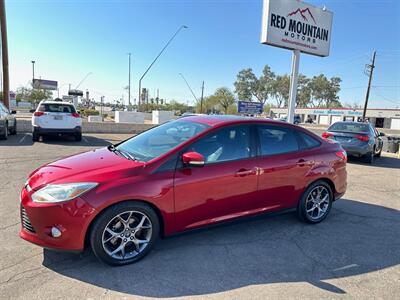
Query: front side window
xmin=188 ymin=125 xmax=251 ymax=164
xmin=258 ymin=125 xmax=299 ymax=156
xmin=116 ymin=120 xmax=210 ymax=162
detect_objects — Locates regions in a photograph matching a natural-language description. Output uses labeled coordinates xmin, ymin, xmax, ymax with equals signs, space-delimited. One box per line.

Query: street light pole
xmin=138 ymin=25 xmax=188 ymax=111
xmin=31 ymin=61 xmax=35 ymax=87
xmin=127 ymin=53 xmax=132 ymax=108
xmin=179 ymin=73 xmax=198 ymax=103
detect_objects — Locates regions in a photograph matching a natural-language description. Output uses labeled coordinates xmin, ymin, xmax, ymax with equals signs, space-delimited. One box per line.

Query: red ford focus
xmin=20 ymin=116 xmax=347 ymax=265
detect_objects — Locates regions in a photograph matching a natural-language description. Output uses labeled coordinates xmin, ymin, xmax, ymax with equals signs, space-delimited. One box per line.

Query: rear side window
xmin=257 ymin=125 xmax=299 ymax=156
xmin=38 ymin=104 xmax=76 ymax=113
xmin=297 ymin=131 xmax=321 ymax=150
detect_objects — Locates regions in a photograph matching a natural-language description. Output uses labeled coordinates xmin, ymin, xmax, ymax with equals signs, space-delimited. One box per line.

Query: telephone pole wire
xmin=362 ymin=51 xmax=376 ymax=121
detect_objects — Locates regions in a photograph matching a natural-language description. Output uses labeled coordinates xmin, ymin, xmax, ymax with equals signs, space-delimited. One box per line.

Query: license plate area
xmin=54 ymin=115 xmax=63 ymax=120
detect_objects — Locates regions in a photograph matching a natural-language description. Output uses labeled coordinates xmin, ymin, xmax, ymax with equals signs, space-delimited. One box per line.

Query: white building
xmin=270 ymin=108 xmax=400 ymax=130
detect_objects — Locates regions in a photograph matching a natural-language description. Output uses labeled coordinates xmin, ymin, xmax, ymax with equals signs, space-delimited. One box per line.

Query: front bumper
xmin=19 ymin=185 xmax=96 ymax=251
xmin=32 ymin=126 xmax=81 ymax=135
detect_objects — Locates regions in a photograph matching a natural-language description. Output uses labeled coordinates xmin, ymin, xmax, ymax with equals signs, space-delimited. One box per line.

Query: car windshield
xmin=328 ymin=122 xmax=370 ymax=133
xmin=115 ymin=120 xmax=211 ymax=162
xmin=38 ymin=103 xmax=76 ymax=113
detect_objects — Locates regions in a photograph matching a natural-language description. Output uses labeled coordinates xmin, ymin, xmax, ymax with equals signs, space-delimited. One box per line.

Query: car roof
xmin=181 ymin=114 xmax=293 ymax=127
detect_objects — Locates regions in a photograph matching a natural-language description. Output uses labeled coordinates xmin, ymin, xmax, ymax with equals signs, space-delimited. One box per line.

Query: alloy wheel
xmin=102 ymin=210 xmax=153 ymax=260
xmin=305 ymin=186 xmax=330 ymax=221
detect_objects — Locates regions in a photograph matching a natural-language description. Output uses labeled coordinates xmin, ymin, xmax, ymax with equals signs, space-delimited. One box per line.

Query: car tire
xmin=0 ymin=123 xmax=8 ymax=140
xmin=75 ymin=132 xmax=82 ymax=142
xmin=297 ymin=180 xmax=333 ymax=224
xmin=32 ymin=132 xmax=39 ymax=142
xmin=10 ymin=120 xmax=17 ymax=135
xmin=374 ymin=147 xmax=382 ymax=157
xmin=90 ymin=201 xmax=160 ymax=266
xmin=362 ymin=151 xmax=374 ymax=164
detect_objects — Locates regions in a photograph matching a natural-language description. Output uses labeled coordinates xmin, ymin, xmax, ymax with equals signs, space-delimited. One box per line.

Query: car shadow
xmin=42 ymin=199 xmax=400 ymax=297
xmin=347 ymin=154 xmax=400 ymax=169
xmin=39 ymin=135 xmax=112 ymax=147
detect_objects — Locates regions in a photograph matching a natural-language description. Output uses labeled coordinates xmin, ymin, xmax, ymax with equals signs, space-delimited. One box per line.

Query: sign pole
xmin=288 ymin=49 xmax=300 ymax=124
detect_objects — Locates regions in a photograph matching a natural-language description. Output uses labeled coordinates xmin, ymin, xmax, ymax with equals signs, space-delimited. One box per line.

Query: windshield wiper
xmin=108 ymin=145 xmax=138 ymax=161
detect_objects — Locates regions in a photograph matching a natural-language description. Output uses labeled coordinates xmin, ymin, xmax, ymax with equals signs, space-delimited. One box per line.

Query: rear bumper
xmin=341 ymin=144 xmax=372 ymax=157
xmin=33 ymin=126 xmax=81 ymax=135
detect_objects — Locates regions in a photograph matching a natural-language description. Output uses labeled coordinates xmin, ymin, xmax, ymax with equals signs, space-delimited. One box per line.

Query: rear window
xmin=38 ymin=104 xmax=76 ymax=113
xmin=328 ymin=122 xmax=370 ymax=133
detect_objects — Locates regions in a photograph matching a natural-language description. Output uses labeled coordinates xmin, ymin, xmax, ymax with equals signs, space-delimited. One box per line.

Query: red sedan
xmin=20 ymin=116 xmax=347 ymax=265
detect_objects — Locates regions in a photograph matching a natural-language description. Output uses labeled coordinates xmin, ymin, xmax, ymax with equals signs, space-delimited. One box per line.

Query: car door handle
xmin=235 ymin=168 xmax=258 ymax=177
xmin=297 ymin=159 xmax=309 ymax=167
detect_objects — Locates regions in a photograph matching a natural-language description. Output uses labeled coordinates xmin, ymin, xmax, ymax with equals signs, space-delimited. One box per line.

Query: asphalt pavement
xmin=0 ymin=132 xmax=399 ymax=299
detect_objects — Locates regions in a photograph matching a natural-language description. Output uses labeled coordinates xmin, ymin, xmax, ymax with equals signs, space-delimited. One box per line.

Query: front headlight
xmin=31 ymin=182 xmax=98 ymax=203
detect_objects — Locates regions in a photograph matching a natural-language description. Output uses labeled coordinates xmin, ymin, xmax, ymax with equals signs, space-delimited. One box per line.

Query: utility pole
xmin=31 ymin=61 xmax=35 ymax=87
xmin=127 ymin=53 xmax=131 ymax=108
xmin=200 ymin=81 xmax=204 ymax=113
xmin=1 ymin=0 xmax=10 ymax=109
xmin=362 ymin=51 xmax=376 ymax=121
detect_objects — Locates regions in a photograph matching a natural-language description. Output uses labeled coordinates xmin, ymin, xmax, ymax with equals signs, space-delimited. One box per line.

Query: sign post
xmin=261 ymin=0 xmax=333 ymax=123
xmin=288 ymin=50 xmax=300 ymax=123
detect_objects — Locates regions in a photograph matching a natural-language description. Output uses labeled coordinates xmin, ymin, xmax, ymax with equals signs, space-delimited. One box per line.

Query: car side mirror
xmin=11 ymin=110 xmax=16 ymax=114
xmin=182 ymin=151 xmax=205 ymax=167
xmin=379 ymin=132 xmax=385 ymax=137
xmin=29 ymin=109 xmax=35 ymax=113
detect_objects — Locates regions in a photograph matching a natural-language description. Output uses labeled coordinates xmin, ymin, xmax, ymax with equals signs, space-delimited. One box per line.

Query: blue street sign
xmin=238 ymin=101 xmax=263 ymax=114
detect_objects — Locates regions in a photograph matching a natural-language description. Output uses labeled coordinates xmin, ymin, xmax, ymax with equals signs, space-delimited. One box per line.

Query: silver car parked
xmin=0 ymin=101 xmax=17 ymax=140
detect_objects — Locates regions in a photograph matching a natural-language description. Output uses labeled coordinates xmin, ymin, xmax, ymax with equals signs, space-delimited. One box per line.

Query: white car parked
xmin=32 ymin=101 xmax=82 ymax=141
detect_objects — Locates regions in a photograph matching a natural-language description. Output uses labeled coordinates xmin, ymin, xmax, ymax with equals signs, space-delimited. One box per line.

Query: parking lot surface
xmin=1 ymin=132 xmax=399 ymax=299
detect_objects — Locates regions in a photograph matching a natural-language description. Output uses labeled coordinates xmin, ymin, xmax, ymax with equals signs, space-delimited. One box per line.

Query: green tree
xmin=234 ymin=65 xmax=275 ymax=104
xmin=296 ymin=74 xmax=311 ymax=108
xmin=213 ymin=87 xmax=235 ymax=114
xmin=308 ymin=75 xmax=342 ymax=108
xmin=271 ymin=74 xmax=290 ymax=107
xmin=15 ymin=85 xmax=52 ymax=105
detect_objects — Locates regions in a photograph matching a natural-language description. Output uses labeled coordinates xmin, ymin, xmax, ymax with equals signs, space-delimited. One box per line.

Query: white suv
xmin=32 ymin=101 xmax=82 ymax=141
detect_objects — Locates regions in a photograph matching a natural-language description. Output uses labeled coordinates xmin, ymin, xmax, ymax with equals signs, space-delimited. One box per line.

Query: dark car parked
xmin=0 ymin=101 xmax=17 ymax=140
xmin=322 ymin=121 xmax=384 ymax=163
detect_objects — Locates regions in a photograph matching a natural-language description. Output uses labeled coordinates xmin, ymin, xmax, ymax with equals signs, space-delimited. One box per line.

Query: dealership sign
xmin=33 ymin=79 xmax=58 ymax=90
xmin=261 ymin=0 xmax=333 ymax=57
xmin=238 ymin=101 xmax=264 ymax=114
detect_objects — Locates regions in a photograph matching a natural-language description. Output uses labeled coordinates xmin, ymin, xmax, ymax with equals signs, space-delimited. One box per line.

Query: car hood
xmin=28 ymin=147 xmax=145 ymax=190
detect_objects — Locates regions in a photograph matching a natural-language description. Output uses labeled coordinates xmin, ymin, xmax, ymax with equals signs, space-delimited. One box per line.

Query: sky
xmin=5 ymin=0 xmax=400 ymax=108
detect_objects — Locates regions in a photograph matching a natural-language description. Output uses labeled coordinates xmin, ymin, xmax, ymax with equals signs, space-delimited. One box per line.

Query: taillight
xmin=355 ymin=135 xmax=369 ymax=142
xmin=335 ymin=150 xmax=347 ymax=162
xmin=33 ymin=111 xmax=44 ymax=117
xmin=322 ymin=132 xmax=333 ymax=139
xmin=71 ymin=112 xmax=80 ymax=118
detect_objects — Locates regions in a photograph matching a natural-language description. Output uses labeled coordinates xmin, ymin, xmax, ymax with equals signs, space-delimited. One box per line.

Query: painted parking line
xmin=82 ymin=136 xmax=89 ymax=144
xmin=18 ymin=133 xmax=29 ymax=144
xmin=333 ymin=264 xmax=359 ymax=271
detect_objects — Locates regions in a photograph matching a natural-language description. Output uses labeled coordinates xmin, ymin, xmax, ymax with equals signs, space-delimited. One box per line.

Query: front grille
xmin=21 ymin=206 xmax=35 ymax=233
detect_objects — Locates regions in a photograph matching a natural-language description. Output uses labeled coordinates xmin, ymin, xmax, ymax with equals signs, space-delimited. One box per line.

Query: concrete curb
xmin=16 ymin=119 xmax=155 ymax=134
